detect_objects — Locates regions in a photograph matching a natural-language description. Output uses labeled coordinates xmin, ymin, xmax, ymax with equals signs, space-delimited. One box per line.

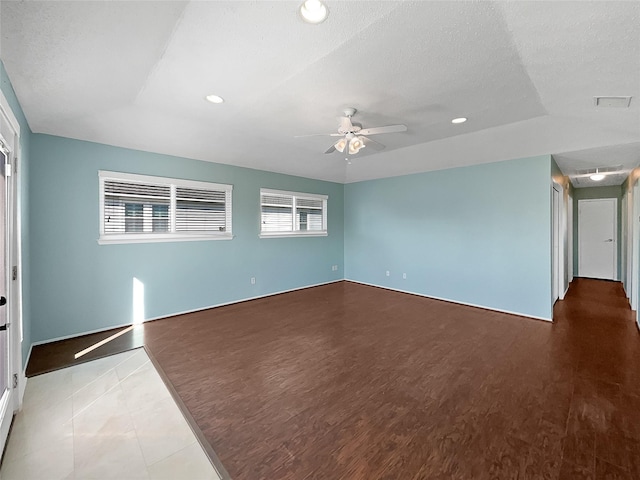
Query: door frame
xmin=552 ymin=182 xmax=565 ymax=304
xmin=632 ymin=182 xmax=640 ymax=310
xmin=0 ymin=89 xmax=23 ymax=454
xmin=567 ymin=191 xmax=574 ymax=285
xmin=578 ymin=198 xmax=618 ymax=281
xmin=621 ymin=189 xmax=628 ymax=294
xmin=625 ymin=187 xmax=633 ymax=300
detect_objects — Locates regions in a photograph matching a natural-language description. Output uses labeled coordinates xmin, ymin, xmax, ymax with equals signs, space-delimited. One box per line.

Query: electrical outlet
xmin=250 ymin=277 xmax=256 ymax=285
xmin=332 ymin=265 xmax=338 ymax=271
xmin=403 ymin=273 xmax=407 ymax=279
xmin=386 ymin=270 xmax=390 ymax=277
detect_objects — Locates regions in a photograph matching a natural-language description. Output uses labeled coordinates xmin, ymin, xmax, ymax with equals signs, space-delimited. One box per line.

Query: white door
xmin=552 ymin=186 xmax=560 ymax=302
xmin=578 ymin=198 xmax=617 ymax=280
xmin=0 ymin=144 xmax=12 ymax=452
xmin=0 ymin=88 xmax=21 ymax=454
xmin=567 ymin=193 xmax=574 ymax=283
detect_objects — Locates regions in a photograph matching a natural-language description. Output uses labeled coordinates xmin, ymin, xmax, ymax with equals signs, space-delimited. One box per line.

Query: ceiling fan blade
xmin=294 ymin=133 xmax=343 ymax=138
xmin=361 ymin=136 xmax=385 ymax=151
xmin=358 ymin=124 xmax=407 ymax=135
xmin=339 ymin=116 xmax=354 ymax=133
xmin=324 ymin=144 xmax=337 ymax=154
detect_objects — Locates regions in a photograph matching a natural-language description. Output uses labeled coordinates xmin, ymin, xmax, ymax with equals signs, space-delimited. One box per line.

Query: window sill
xmin=98 ymin=234 xmax=233 ymax=245
xmin=259 ymin=231 xmax=328 ymax=239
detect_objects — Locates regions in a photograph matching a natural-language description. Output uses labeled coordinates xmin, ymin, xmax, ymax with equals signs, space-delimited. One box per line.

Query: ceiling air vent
xmin=593 ymin=96 xmax=632 ymax=108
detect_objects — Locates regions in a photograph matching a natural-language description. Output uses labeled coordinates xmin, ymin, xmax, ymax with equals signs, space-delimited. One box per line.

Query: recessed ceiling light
xmin=205 ymin=94 xmax=224 ymax=104
xmin=299 ymin=0 xmax=328 ymax=24
xmin=590 ymin=173 xmax=605 ymax=181
xmin=451 ymin=117 xmax=467 ymax=124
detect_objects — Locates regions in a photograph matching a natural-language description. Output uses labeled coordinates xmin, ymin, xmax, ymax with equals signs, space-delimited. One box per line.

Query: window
xmin=260 ymin=189 xmax=327 ymax=237
xmin=99 ymin=171 xmax=232 ymax=244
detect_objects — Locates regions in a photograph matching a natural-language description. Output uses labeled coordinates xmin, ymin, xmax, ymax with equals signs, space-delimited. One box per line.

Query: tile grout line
xmin=70 ymin=350 xmax=144 ymax=420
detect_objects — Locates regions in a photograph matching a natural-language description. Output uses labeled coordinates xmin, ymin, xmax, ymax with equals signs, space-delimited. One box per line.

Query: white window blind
xmin=104 ymin=181 xmax=171 ymax=234
xmin=175 ymin=187 xmax=228 ymax=233
xmin=260 ymin=189 xmax=327 ymax=238
xmin=99 ymin=171 xmax=232 ymax=244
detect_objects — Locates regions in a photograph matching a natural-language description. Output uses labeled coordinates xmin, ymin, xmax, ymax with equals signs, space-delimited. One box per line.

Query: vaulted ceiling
xmin=1 ymin=1 xmax=638 ymax=185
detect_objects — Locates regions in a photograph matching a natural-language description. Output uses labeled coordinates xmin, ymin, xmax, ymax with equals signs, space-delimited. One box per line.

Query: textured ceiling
xmin=1 ymin=0 xmax=639 ymax=184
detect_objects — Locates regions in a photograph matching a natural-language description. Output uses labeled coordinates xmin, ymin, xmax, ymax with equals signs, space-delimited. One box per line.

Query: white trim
xmin=29 ymin=279 xmax=344 ymax=346
xmin=0 ymin=91 xmax=24 ymax=441
xmin=0 ymin=386 xmax=11 ymax=450
xmin=98 ymin=170 xmax=232 ymax=192
xmin=259 ymin=188 xmax=328 ymax=237
xmin=568 ymin=192 xmax=574 ymax=284
xmin=22 ymin=343 xmax=32 ymax=375
xmin=345 ymin=279 xmax=553 ymax=322
xmin=17 ymin=371 xmax=26 ymax=408
xmin=260 ymin=188 xmax=328 ymax=201
xmin=0 ymin=90 xmax=20 ymax=137
xmin=632 ymin=181 xmax=640 ymax=310
xmin=259 ymin=232 xmax=327 ymax=239
xmin=552 ymin=183 xmax=563 ymax=304
xmin=30 ymin=321 xmax=138 ymax=347
xmin=98 ymin=234 xmax=233 ymax=245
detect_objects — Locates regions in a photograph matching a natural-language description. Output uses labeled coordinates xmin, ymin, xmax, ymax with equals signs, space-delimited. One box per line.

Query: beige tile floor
xmin=0 ymin=348 xmax=222 ymax=480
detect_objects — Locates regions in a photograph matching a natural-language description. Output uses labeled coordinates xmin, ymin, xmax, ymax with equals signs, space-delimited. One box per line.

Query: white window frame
xmin=259 ymin=188 xmax=328 ymax=238
xmin=99 ymin=171 xmax=233 ymax=244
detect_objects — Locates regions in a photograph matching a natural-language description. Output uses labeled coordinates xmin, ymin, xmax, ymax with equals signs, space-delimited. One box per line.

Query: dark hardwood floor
xmin=27 ymin=279 xmax=640 ymax=479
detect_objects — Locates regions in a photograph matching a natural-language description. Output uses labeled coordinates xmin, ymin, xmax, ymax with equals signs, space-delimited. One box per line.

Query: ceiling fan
xmin=296 ymin=108 xmax=407 ymax=156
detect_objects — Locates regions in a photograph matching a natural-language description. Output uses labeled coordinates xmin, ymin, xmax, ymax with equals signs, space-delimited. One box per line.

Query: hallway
xmin=553 ymin=278 xmax=640 ymax=478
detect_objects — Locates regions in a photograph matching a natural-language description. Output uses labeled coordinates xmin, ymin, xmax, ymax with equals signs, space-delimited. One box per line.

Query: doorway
xmin=0 ymin=143 xmax=11 ymax=452
xmin=578 ymin=198 xmax=617 ymax=280
xmin=0 ymin=91 xmax=22 ymax=456
xmin=552 ymin=184 xmax=562 ymax=303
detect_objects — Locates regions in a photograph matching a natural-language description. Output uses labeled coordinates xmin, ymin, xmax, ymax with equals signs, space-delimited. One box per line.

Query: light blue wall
xmin=0 ymin=61 xmax=32 ymax=365
xmin=344 ymin=155 xmax=553 ymax=320
xmin=29 ymin=134 xmax=344 ymax=343
xmin=3 ymin=64 xmax=562 ymax=346
xmin=572 ymin=185 xmax=622 ymax=278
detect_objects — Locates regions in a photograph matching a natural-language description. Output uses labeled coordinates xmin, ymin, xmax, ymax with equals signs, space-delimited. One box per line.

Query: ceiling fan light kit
xmin=348 ymin=136 xmax=365 ymax=154
xmin=334 ymin=138 xmax=347 ymax=153
xmin=297 ymin=107 xmax=407 ymax=157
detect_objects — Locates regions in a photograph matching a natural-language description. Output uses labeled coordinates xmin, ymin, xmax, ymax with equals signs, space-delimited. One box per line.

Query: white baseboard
xmin=30 ymin=321 xmax=138 ymax=347
xmin=17 ymin=370 xmax=26 ymax=410
xmin=345 ymin=279 xmax=553 ymax=322
xmin=143 ymin=279 xmax=343 ymax=323
xmin=17 ymin=343 xmax=33 ymax=408
xmin=22 ymin=342 xmax=33 ymax=374
xmin=28 ymin=277 xmax=552 ymax=357
xmin=29 ymin=279 xmax=344 ymax=348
